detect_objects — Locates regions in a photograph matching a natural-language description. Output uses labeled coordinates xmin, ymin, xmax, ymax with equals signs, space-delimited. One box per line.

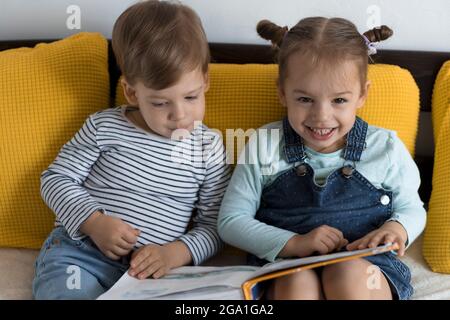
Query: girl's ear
xmin=121 ymin=78 xmax=139 ymax=106
xmin=278 ymin=83 xmax=287 ymax=107
xmin=357 ymin=80 xmax=371 ymax=109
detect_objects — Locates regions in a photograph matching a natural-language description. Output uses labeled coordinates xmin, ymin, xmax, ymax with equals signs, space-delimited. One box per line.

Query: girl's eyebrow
xmin=293 ymin=89 xmax=352 ymax=95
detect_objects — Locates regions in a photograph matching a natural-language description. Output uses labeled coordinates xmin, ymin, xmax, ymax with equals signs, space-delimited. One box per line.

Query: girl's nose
xmin=311 ymin=103 xmax=331 ymax=121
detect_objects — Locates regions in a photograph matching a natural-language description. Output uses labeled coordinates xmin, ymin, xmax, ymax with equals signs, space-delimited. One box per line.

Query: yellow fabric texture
xmin=423 ymin=61 xmax=450 ymax=273
xmin=0 ymin=32 xmax=110 ymax=248
xmin=116 ymin=63 xmax=420 ymax=161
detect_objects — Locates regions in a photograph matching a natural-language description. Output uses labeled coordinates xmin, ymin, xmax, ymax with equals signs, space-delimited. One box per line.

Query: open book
xmin=97 ymin=242 xmax=398 ymax=300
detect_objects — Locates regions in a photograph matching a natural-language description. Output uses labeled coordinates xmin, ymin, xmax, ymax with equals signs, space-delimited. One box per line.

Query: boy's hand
xmin=129 ymin=241 xmax=192 ymax=279
xmin=346 ymin=221 xmax=408 ymax=256
xmin=80 ymin=211 xmax=140 ymax=260
xmin=280 ymin=225 xmax=348 ymax=258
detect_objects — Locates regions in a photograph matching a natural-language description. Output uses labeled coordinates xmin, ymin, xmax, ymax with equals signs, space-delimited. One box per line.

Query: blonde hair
xmin=257 ymin=17 xmax=393 ymax=92
xmin=112 ymin=0 xmax=210 ymax=89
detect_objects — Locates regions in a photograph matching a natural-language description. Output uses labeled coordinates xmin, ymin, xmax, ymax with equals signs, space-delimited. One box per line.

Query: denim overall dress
xmin=249 ymin=117 xmax=413 ymax=300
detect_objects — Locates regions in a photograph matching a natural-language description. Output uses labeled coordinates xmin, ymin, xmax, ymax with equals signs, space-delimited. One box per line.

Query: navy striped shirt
xmin=41 ymin=106 xmax=231 ymax=265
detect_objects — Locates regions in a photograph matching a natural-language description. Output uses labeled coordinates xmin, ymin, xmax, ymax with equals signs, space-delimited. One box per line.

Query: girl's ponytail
xmin=363 ymin=25 xmax=393 ymax=43
xmin=256 ymin=19 xmax=288 ymax=48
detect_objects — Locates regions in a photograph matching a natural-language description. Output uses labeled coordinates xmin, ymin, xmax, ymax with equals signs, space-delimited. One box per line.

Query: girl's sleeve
xmin=383 ymin=131 xmax=427 ymax=248
xmin=40 ymin=114 xmax=105 ymax=240
xmin=217 ymin=131 xmax=297 ymax=262
xmin=178 ymin=134 xmax=231 ymax=265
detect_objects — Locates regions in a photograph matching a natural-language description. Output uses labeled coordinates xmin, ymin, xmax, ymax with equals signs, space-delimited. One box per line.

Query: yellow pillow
xmin=116 ymin=63 xmax=419 ymax=161
xmin=0 ymin=32 xmax=110 ymax=249
xmin=423 ymin=61 xmax=450 ymax=273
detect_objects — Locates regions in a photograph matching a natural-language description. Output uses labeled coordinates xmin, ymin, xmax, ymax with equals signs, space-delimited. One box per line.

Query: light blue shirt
xmin=218 ymin=120 xmax=427 ymax=262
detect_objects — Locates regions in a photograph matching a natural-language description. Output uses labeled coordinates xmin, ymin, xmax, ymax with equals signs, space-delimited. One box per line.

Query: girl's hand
xmin=280 ymin=225 xmax=348 ymax=258
xmin=129 ymin=241 xmax=192 ymax=279
xmin=346 ymin=221 xmax=408 ymax=256
xmin=80 ymin=211 xmax=140 ymax=260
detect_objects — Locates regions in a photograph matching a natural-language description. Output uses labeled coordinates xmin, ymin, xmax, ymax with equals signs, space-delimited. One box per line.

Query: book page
xmin=251 ymin=243 xmax=397 ymax=278
xmin=97 ymin=265 xmax=258 ymax=300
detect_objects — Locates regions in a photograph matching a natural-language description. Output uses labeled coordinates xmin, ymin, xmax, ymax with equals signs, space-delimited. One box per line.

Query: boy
xmin=33 ymin=0 xmax=230 ymax=299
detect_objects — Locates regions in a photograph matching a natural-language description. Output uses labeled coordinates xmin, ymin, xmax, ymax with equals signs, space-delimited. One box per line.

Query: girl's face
xmin=279 ymin=53 xmax=369 ymax=154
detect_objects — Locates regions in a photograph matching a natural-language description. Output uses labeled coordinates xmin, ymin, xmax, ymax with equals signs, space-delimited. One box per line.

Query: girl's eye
xmin=333 ymin=98 xmax=348 ymax=104
xmin=185 ymin=96 xmax=198 ymax=101
xmin=297 ymin=97 xmax=312 ymax=103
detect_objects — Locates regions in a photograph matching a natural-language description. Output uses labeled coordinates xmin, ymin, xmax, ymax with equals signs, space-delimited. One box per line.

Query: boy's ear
xmin=277 ymin=83 xmax=287 ymax=107
xmin=203 ymin=72 xmax=210 ymax=93
xmin=357 ymin=80 xmax=371 ymax=109
xmin=121 ymin=78 xmax=139 ymax=106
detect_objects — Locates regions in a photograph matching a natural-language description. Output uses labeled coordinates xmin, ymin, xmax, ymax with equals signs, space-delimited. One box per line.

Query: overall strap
xmin=343 ymin=116 xmax=368 ymax=162
xmin=282 ymin=116 xmax=368 ymax=163
xmin=282 ymin=117 xmax=307 ymax=163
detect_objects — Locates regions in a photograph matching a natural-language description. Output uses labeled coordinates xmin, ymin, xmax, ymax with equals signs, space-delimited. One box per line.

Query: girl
xmin=218 ymin=17 xmax=426 ymax=300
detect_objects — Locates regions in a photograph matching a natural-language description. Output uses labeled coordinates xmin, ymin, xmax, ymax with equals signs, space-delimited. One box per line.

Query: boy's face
xmin=122 ymin=68 xmax=209 ymax=139
xmin=279 ymin=53 xmax=369 ymax=154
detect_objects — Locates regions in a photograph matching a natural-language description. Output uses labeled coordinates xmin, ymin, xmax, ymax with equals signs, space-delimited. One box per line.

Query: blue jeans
xmin=32 ymin=227 xmax=130 ymax=300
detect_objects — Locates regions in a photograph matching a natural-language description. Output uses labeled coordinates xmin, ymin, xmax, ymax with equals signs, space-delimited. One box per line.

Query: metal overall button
xmin=342 ymin=166 xmax=354 ymax=178
xmin=296 ymin=165 xmax=307 ymax=176
xmin=380 ymin=195 xmax=390 ymax=206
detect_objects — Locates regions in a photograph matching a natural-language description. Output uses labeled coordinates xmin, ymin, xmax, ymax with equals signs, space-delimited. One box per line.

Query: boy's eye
xmin=151 ymin=102 xmax=167 ymax=107
xmin=185 ymin=96 xmax=198 ymax=101
xmin=296 ymin=97 xmax=313 ymax=103
xmin=333 ymin=98 xmax=348 ymax=104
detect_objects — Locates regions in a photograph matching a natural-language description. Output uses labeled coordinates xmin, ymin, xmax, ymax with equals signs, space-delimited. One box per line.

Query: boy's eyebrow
xmin=184 ymin=86 xmax=203 ymax=95
xmin=146 ymin=86 xmax=203 ymax=99
xmin=293 ymin=89 xmax=353 ymax=96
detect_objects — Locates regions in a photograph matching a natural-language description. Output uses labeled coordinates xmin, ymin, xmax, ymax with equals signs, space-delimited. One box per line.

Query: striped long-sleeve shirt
xmin=41 ymin=106 xmax=231 ymax=265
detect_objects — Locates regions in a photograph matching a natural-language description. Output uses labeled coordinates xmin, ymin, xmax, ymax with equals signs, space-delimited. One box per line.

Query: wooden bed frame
xmin=2 ymin=40 xmax=450 ymax=203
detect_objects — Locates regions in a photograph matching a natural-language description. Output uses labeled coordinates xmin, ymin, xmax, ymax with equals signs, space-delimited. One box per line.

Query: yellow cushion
xmin=116 ymin=63 xmax=420 ymax=161
xmin=423 ymin=60 xmax=450 ymax=273
xmin=0 ymin=32 xmax=110 ymax=249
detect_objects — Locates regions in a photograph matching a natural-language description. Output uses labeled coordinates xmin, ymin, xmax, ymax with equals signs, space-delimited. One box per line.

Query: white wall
xmin=0 ymin=0 xmax=449 ymax=52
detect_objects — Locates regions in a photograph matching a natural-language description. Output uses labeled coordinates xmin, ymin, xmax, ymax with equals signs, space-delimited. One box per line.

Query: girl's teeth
xmin=311 ymin=128 xmax=333 ymax=135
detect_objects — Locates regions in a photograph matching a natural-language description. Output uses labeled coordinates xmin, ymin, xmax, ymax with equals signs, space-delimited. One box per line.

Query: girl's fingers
xmin=324 ymin=230 xmax=341 ymax=246
xmin=384 ymin=234 xmax=396 ymax=246
xmin=398 ymin=243 xmax=406 ymax=256
xmin=367 ymin=232 xmax=386 ymax=248
xmin=347 ymin=238 xmax=363 ymax=250
xmin=357 ymin=236 xmax=372 ymax=250
xmin=323 ymin=226 xmax=344 ymax=242
xmin=320 ymin=236 xmax=336 ymax=253
xmin=395 ymin=237 xmax=406 ymax=256
xmin=339 ymin=238 xmax=349 ymax=250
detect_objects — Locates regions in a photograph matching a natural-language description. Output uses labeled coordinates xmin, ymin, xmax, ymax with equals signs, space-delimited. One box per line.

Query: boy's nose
xmin=170 ymin=104 xmax=186 ymax=121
